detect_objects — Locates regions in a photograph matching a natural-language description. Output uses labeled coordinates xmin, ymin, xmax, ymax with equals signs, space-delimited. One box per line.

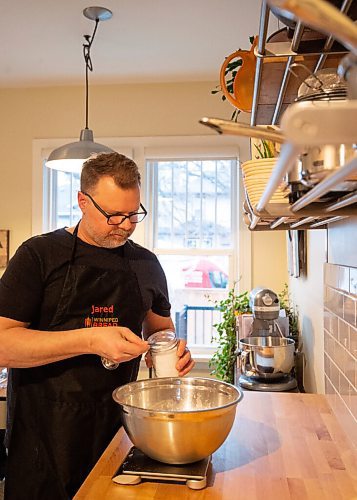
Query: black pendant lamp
xmin=46 ymin=6 xmax=115 ymax=173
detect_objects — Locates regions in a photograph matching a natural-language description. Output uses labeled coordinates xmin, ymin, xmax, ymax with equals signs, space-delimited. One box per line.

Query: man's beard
xmin=97 ymin=228 xmax=132 ymax=248
xmin=84 ymin=221 xmax=133 ymax=248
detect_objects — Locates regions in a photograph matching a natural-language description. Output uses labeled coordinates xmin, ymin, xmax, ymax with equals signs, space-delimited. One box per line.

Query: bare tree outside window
xmin=150 ymin=158 xmax=237 ymax=353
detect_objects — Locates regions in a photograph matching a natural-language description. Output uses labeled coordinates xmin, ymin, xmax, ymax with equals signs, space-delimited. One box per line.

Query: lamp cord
xmin=83 ymin=19 xmax=99 ymax=129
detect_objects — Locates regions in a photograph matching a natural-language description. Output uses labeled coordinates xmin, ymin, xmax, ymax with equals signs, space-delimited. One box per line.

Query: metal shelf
xmin=250 ymin=0 xmax=353 ymax=126
xmin=245 ymin=0 xmax=357 ymax=231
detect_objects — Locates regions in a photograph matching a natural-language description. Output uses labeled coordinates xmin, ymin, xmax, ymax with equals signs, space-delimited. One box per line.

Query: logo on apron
xmin=84 ymin=304 xmax=119 ymax=327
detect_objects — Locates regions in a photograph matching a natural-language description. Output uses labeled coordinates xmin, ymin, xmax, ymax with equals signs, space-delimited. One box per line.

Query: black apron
xmin=5 ymin=223 xmax=145 ymax=499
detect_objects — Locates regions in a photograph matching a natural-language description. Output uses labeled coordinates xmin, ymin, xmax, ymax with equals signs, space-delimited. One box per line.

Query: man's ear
xmin=78 ymin=192 xmax=87 ymax=211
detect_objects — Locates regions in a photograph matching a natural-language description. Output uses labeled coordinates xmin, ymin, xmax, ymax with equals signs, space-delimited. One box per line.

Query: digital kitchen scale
xmin=112 ymin=446 xmax=211 ymax=490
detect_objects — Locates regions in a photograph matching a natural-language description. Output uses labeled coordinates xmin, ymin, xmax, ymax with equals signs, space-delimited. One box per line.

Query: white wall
xmin=289 ymin=230 xmax=327 ymax=393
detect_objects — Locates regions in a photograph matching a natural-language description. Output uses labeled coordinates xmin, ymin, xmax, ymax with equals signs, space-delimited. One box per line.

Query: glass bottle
xmin=148 ymin=330 xmax=179 ymax=378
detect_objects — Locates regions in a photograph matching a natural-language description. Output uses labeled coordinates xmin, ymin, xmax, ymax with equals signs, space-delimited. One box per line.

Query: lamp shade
xmin=45 ymin=128 xmax=115 ymax=173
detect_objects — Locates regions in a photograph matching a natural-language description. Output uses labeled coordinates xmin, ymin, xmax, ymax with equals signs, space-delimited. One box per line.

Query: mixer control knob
xmin=262 ymin=293 xmax=273 ymax=306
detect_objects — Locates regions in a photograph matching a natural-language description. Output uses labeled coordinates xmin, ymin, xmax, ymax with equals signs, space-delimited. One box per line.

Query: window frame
xmin=33 ymin=134 xmax=252 ymax=312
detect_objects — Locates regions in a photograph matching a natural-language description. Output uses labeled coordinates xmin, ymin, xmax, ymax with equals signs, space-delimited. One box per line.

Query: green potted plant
xmin=252 ymin=137 xmax=277 ymax=159
xmin=278 ymin=283 xmax=304 ymax=391
xmin=278 ymin=283 xmax=300 ymax=346
xmin=208 ymin=284 xmax=251 ymax=384
xmin=241 ymin=133 xmax=284 ymax=207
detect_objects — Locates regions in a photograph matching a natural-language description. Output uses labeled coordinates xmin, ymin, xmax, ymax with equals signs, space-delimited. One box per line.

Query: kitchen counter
xmin=74 ymin=392 xmax=357 ymax=499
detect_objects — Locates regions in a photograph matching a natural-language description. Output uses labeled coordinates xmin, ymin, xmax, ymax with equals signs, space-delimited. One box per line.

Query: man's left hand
xmin=176 ymin=339 xmax=195 ymax=376
xmin=144 ymin=339 xmax=195 ymax=376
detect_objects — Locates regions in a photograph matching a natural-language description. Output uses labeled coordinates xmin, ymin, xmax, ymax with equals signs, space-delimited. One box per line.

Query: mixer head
xmin=249 ymin=287 xmax=280 ymax=321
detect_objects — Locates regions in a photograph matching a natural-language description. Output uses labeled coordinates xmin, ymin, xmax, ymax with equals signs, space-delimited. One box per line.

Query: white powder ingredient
xmin=152 ymin=349 xmax=179 ymax=378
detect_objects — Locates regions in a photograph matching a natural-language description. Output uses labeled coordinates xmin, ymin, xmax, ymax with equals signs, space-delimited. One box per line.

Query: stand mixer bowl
xmin=239 ymin=336 xmax=295 ymax=379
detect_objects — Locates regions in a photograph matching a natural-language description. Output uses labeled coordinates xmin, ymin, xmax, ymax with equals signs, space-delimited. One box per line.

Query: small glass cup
xmin=147 ymin=330 xmax=179 ymax=378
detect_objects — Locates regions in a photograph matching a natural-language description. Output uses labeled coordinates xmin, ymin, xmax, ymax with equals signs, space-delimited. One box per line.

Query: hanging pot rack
xmin=200 ymin=0 xmax=357 ymax=231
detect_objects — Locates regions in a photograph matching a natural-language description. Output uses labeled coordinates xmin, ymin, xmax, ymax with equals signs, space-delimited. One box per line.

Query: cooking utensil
xmin=267 ymin=0 xmax=357 ymax=55
xmin=238 ymin=336 xmax=295 ymax=379
xmin=219 ymin=37 xmax=258 ymax=113
xmin=112 ymin=377 xmax=242 ymax=464
xmin=199 ymin=117 xmax=285 ymax=142
xmin=241 ymin=158 xmax=289 ymax=206
xmin=290 ymin=65 xmax=348 ymax=101
xmin=290 ymin=66 xmax=356 ymax=187
xmin=201 ymin=113 xmax=356 ymax=201
xmin=269 ymin=0 xmax=357 ymax=30
xmin=101 ymin=357 xmax=119 ymax=370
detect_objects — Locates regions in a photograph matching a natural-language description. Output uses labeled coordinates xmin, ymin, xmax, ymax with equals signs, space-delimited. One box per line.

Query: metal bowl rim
xmin=239 ymin=336 xmax=295 ymax=347
xmin=112 ymin=376 xmax=243 ymax=414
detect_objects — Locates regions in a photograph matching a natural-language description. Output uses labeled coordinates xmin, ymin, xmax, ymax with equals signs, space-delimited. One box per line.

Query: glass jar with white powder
xmin=148 ymin=330 xmax=179 ymax=378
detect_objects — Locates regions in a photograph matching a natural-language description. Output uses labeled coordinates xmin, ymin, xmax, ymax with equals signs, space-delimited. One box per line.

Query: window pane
xmin=55 ymin=171 xmax=81 ymax=229
xmin=157 ymin=254 xmax=229 ymax=347
xmin=159 ymin=255 xmax=229 ymax=291
xmin=153 ymin=159 xmax=233 ymax=249
xmin=156 ymin=162 xmax=173 ymax=248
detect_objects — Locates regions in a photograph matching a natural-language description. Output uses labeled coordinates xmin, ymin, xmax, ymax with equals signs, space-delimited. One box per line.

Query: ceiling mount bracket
xmin=83 ymin=6 xmax=113 ymax=22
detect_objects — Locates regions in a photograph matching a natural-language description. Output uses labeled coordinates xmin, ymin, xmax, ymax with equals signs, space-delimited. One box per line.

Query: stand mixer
xmin=249 ymin=287 xmax=284 ymax=337
xmin=237 ymin=287 xmax=298 ymax=392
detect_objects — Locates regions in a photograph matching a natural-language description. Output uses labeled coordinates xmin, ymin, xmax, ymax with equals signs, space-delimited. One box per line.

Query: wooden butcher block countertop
xmin=74 ymin=392 xmax=357 ymax=500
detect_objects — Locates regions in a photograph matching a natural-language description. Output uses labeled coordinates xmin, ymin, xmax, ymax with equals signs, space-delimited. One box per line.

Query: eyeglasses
xmin=82 ymin=191 xmax=147 ymax=226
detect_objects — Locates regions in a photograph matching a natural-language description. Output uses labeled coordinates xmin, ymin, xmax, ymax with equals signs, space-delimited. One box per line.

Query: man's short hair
xmin=81 ymin=152 xmax=141 ymax=193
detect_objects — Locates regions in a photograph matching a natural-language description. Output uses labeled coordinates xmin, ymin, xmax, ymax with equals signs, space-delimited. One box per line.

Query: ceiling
xmin=0 ymin=0 xmax=278 ymax=88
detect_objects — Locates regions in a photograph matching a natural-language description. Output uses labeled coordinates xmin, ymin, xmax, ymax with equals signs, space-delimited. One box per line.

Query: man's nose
xmin=119 ymin=217 xmax=134 ymax=230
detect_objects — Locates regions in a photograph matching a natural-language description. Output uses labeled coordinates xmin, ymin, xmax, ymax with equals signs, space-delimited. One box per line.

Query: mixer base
xmin=112 ymin=446 xmax=211 ymax=490
xmin=239 ymin=374 xmax=298 ymax=392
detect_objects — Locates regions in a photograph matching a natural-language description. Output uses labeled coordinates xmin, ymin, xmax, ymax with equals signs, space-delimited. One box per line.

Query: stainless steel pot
xmin=239 ymin=336 xmax=295 ymax=379
xmin=290 ymin=67 xmax=357 ymax=190
xmin=112 ymin=377 xmax=243 ymax=464
xmin=299 ymin=144 xmax=357 ymax=188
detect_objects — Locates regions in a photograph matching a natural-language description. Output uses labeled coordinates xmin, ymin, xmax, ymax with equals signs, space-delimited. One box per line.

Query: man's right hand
xmin=0 ymin=316 xmax=149 ymax=368
xmin=89 ymin=326 xmax=149 ymax=364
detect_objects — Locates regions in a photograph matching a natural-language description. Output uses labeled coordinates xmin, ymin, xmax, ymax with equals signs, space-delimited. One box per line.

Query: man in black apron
xmin=0 ymin=152 xmax=194 ymax=499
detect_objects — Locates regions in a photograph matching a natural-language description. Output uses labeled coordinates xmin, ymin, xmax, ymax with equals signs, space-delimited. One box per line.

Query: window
xmin=34 ymin=135 xmax=250 ymax=358
xmin=148 ymin=157 xmax=237 ymax=355
xmin=43 ymin=167 xmax=81 ymax=231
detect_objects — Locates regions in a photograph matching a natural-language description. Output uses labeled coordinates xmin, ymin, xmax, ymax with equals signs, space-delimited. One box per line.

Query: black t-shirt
xmin=0 ymin=228 xmax=171 ymax=328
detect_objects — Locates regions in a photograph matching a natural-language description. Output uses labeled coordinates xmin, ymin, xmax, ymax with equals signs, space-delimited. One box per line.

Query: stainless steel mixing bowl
xmin=239 ymin=336 xmax=295 ymax=379
xmin=112 ymin=377 xmax=243 ymax=464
